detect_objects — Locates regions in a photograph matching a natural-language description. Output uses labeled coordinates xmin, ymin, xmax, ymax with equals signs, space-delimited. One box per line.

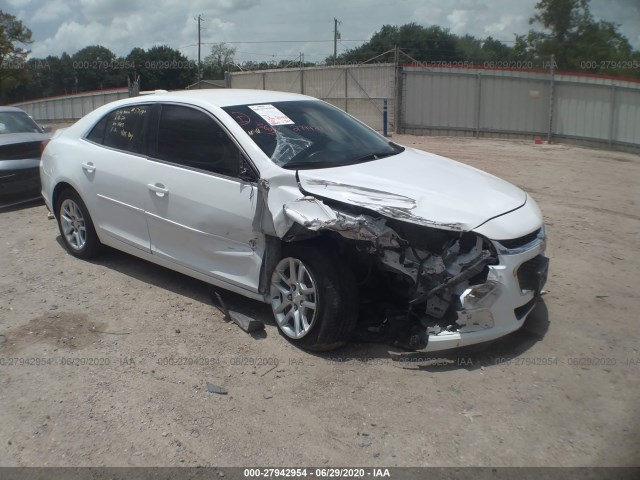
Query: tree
xmin=203 ymin=42 xmax=236 ymax=79
xmin=125 ymin=45 xmax=196 ymax=90
xmin=456 ymin=35 xmax=513 ymax=64
xmin=525 ymin=0 xmax=637 ymax=75
xmin=530 ymin=0 xmax=590 ymax=43
xmin=0 ymin=11 xmax=33 ymax=103
xmin=0 ymin=11 xmax=32 ymax=67
xmin=328 ymin=23 xmax=489 ymax=65
xmin=72 ymin=45 xmax=126 ymax=91
xmin=21 ymin=53 xmax=76 ymax=99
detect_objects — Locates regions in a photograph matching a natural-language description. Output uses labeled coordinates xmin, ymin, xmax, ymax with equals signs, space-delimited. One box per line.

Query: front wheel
xmin=270 ymin=244 xmax=358 ymax=351
xmin=56 ymin=189 xmax=101 ymax=259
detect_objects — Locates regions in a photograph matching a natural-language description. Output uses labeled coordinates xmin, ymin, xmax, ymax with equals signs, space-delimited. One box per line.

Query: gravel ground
xmin=0 ymin=136 xmax=638 ymax=467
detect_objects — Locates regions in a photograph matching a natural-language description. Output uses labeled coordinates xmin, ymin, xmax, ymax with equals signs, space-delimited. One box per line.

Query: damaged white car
xmin=40 ymin=89 xmax=548 ymax=352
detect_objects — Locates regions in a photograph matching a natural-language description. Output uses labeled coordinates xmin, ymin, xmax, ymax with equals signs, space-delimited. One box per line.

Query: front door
xmin=144 ymin=103 xmax=264 ymax=292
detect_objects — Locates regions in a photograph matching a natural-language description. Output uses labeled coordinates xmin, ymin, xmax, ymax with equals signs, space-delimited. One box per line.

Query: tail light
xmin=40 ymin=139 xmax=50 ymax=156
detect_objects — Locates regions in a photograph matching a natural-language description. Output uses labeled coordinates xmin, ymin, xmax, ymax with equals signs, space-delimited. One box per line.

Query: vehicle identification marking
xmin=248 ymin=104 xmax=294 ymax=126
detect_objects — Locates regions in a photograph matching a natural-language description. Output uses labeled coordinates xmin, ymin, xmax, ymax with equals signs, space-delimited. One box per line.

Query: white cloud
xmin=5 ymin=0 xmax=33 ymax=7
xmin=21 ymin=0 xmax=640 ymax=62
xmin=31 ymin=0 xmax=74 ymax=23
xmin=447 ymin=10 xmax=472 ymax=35
xmin=484 ymin=14 xmax=527 ymax=38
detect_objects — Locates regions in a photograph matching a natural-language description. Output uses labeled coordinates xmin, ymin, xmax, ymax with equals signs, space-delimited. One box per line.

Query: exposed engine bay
xmin=279 ymin=196 xmax=500 ymax=350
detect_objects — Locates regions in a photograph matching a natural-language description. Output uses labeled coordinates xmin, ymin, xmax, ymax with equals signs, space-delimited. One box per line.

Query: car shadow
xmin=288 ymin=300 xmax=550 ymax=372
xmin=55 ymin=237 xmax=551 ymax=368
xmin=382 ymin=301 xmax=551 ymax=373
xmin=0 ymin=198 xmax=45 ymax=213
xmin=56 ymin=238 xmax=275 ymax=338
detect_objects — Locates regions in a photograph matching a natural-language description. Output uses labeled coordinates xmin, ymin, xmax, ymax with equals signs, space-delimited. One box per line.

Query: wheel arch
xmin=52 ymin=181 xmax=80 ymax=213
xmin=258 ymin=232 xmax=347 ymax=296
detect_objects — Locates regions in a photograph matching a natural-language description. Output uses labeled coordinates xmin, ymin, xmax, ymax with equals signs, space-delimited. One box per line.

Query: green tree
xmin=203 ymin=42 xmax=236 ymax=79
xmin=525 ymin=0 xmax=637 ymax=75
xmin=125 ymin=45 xmax=196 ymax=90
xmin=329 ymin=23 xmax=497 ymax=65
xmin=72 ymin=45 xmax=126 ymax=91
xmin=457 ymin=35 xmax=513 ymax=64
xmin=0 ymin=11 xmax=33 ymax=103
xmin=21 ymin=54 xmax=75 ymax=99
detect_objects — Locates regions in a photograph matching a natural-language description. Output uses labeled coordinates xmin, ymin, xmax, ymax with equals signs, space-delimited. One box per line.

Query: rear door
xmin=81 ymin=105 xmax=151 ymax=252
xmin=144 ymin=103 xmax=264 ymax=292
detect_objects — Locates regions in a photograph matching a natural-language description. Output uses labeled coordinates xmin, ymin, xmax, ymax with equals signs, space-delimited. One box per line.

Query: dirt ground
xmin=0 ymin=135 xmax=638 ymax=468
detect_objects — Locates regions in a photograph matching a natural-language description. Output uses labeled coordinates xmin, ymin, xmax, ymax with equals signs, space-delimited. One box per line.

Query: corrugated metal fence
xmin=229 ymin=64 xmax=395 ymax=132
xmin=10 ymin=66 xmax=640 ymax=150
xmin=11 ymin=88 xmax=129 ymax=123
xmin=401 ymin=66 xmax=640 ymax=149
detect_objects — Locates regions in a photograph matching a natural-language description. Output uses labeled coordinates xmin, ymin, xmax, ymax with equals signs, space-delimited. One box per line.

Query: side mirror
xmin=239 ymin=157 xmax=257 ymax=182
xmin=41 ymin=125 xmax=53 ymax=133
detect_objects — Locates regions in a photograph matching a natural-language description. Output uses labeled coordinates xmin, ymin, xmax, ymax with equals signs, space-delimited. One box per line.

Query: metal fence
xmin=9 ymin=65 xmax=640 ymax=150
xmin=11 ymin=88 xmax=129 ymax=123
xmin=229 ymin=64 xmax=396 ymax=132
xmin=401 ymin=66 xmax=640 ymax=149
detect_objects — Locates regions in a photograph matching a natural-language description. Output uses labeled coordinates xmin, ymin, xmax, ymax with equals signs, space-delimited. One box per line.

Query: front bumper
xmin=419 ymin=228 xmax=548 ymax=352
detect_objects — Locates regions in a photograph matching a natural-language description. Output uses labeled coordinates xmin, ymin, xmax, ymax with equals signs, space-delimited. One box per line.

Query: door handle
xmin=147 ymin=183 xmax=169 ymax=197
xmin=81 ymin=162 xmax=95 ymax=173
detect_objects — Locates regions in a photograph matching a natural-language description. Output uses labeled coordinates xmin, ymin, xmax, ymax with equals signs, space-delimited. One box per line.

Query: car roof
xmin=142 ymin=89 xmax=316 ymax=107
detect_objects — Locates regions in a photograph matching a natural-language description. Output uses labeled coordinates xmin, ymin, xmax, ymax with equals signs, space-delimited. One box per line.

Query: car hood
xmin=297 ymin=147 xmax=527 ymax=232
xmin=0 ymin=132 xmax=49 ymax=146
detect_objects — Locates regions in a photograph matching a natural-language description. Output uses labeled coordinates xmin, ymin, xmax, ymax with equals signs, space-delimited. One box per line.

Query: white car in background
xmin=40 ymin=89 xmax=548 ymax=352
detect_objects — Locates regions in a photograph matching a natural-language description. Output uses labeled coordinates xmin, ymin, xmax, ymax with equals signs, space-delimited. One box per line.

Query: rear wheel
xmin=56 ymin=189 xmax=101 ymax=259
xmin=270 ymin=244 xmax=358 ymax=351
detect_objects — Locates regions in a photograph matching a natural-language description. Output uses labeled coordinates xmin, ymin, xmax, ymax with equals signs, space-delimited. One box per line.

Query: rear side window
xmin=86 ymin=105 xmax=149 ymax=155
xmin=155 ymin=104 xmax=240 ymax=177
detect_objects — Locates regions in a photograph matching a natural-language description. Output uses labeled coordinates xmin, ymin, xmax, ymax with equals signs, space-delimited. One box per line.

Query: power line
xmin=199 ymin=39 xmax=366 ymax=45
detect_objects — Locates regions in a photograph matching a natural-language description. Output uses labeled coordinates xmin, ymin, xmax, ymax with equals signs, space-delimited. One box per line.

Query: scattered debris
xmin=175 ymin=328 xmax=181 ymax=334
xmin=461 ymin=411 xmax=483 ymax=422
xmin=260 ymin=364 xmax=278 ymax=377
xmin=229 ymin=310 xmax=265 ymax=333
xmin=210 ymin=288 xmax=265 ymax=334
xmin=206 ymin=383 xmax=228 ymax=395
xmin=89 ymin=326 xmax=130 ymax=335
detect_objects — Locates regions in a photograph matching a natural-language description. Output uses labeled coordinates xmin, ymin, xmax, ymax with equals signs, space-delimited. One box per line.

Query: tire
xmin=269 ymin=243 xmax=358 ymax=351
xmin=56 ymin=189 xmax=101 ymax=259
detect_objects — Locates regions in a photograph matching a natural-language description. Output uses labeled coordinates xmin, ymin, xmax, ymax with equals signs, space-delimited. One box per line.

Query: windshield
xmin=0 ymin=111 xmax=43 ymax=134
xmin=222 ymin=100 xmax=403 ymax=169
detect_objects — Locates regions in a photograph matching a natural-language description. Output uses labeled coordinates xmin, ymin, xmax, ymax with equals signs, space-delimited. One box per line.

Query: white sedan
xmin=40 ymin=89 xmax=548 ymax=352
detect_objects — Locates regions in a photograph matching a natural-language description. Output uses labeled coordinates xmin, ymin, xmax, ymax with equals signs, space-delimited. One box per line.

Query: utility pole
xmin=394 ymin=45 xmax=399 ymax=134
xmin=196 ymin=14 xmax=204 ymax=80
xmin=333 ymin=18 xmax=341 ymax=64
xmin=547 ymin=53 xmax=555 ymax=144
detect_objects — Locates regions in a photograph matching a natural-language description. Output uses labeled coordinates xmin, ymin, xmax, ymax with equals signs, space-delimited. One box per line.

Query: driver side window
xmin=156 ymin=104 xmax=240 ymax=178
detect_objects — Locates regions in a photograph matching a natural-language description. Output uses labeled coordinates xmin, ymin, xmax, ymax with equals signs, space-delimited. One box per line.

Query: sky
xmin=3 ymin=0 xmax=640 ymax=64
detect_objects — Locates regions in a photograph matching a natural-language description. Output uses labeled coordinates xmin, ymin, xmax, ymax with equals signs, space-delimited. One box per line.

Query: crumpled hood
xmin=297 ymin=147 xmax=527 ymax=231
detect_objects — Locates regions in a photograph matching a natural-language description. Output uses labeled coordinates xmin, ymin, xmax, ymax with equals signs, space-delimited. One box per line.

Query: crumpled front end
xmin=276 ymin=194 xmax=548 ymax=352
